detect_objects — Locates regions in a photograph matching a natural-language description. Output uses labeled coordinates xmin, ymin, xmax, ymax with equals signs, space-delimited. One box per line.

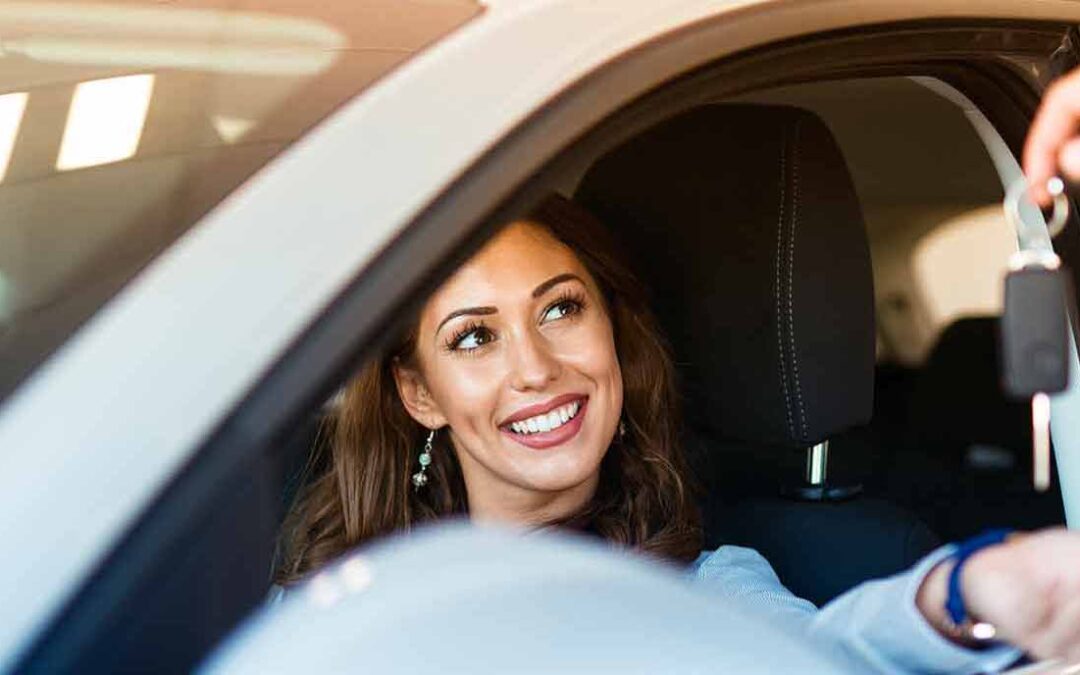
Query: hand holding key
xmin=1024 ymin=66 xmax=1080 ymax=206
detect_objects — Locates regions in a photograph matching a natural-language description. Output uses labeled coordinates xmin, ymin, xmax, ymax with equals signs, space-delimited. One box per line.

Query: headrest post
xmin=806 ymin=441 xmax=829 ymax=486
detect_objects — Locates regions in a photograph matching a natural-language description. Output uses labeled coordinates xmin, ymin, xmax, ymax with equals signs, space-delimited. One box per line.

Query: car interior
xmin=270 ymin=76 xmax=1067 ymax=608
xmin=723 ymin=77 xmax=1066 ymax=546
xmin=19 ymin=24 xmax=1080 ymax=673
xmin=573 ymin=100 xmax=939 ymax=606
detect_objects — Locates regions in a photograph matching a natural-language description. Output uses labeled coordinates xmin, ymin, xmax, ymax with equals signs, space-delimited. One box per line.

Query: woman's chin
xmin=503 ymin=443 xmax=605 ymax=494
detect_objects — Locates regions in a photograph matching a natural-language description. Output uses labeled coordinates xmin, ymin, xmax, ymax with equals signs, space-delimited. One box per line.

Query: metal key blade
xmin=1032 ymin=392 xmax=1052 ymax=492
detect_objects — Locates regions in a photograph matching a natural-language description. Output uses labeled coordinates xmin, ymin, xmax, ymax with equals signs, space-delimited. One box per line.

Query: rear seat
xmin=871 ymin=316 xmax=1066 ymax=540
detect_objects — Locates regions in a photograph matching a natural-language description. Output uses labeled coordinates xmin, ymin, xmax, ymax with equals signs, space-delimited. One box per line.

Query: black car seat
xmin=575 ymin=104 xmax=939 ymax=606
xmin=893 ymin=316 xmax=1065 ymax=539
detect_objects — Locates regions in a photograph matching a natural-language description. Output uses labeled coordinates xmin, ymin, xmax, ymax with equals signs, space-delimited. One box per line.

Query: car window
xmin=913 ymin=204 xmax=1016 ymax=344
xmin=0 ymin=0 xmax=480 ymax=403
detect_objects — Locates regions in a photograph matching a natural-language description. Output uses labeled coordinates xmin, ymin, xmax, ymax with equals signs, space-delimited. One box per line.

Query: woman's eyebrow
xmin=435 ymin=306 xmax=497 ymax=334
xmin=434 ymin=274 xmax=583 ymax=335
xmin=532 ymin=273 xmax=584 ymax=299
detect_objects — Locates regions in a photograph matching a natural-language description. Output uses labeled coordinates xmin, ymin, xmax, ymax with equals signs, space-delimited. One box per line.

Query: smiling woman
xmin=275 ymin=195 xmax=702 ymax=584
xmin=272 ymin=185 xmax=1080 ymax=672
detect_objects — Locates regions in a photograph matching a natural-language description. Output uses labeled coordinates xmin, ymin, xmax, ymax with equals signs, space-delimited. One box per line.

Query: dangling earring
xmin=618 ymin=419 xmax=627 ymax=440
xmin=412 ymin=429 xmax=435 ymax=490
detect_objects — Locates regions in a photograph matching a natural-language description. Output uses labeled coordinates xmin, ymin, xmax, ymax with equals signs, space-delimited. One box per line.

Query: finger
xmin=1024 ymin=70 xmax=1080 ymax=205
xmin=1059 ymin=137 xmax=1080 ymax=184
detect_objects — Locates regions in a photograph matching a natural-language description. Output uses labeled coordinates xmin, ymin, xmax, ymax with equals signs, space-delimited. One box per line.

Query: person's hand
xmin=1024 ymin=67 xmax=1080 ymax=206
xmin=918 ymin=528 xmax=1080 ymax=661
xmin=961 ymin=528 xmax=1080 ymax=661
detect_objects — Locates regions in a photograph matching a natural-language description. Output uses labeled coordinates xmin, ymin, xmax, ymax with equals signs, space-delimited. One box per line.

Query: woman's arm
xmin=694 ymin=545 xmax=1021 ymax=674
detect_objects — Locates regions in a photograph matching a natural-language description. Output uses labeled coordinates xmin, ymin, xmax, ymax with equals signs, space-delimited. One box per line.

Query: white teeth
xmin=507 ymin=400 xmax=584 ymax=435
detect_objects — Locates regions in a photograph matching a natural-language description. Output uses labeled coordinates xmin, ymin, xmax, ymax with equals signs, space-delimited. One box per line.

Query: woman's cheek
xmin=453 ymin=358 xmax=507 ymax=396
xmin=557 ymin=315 xmax=614 ymax=357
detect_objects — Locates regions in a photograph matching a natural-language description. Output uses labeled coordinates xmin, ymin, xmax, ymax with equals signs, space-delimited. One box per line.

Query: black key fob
xmin=1000 ymin=258 xmax=1072 ymax=400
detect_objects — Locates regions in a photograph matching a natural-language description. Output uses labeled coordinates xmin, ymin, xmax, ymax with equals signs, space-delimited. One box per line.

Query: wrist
xmin=917 ymin=558 xmax=969 ymax=644
xmin=946 ymin=529 xmax=1010 ymax=630
xmin=917 ymin=530 xmax=1016 ymax=647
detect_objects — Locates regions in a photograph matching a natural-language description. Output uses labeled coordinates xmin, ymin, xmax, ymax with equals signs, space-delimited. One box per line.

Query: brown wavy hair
xmin=276 ymin=194 xmax=701 ymax=585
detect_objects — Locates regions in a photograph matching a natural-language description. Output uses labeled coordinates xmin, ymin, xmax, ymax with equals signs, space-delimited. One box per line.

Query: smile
xmin=508 ymin=400 xmax=581 ymax=435
xmin=500 ymin=395 xmax=589 ymax=450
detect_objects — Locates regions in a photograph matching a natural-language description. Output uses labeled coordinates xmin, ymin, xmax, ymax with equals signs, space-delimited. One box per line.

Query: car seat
xmin=575 ymin=103 xmax=939 ymax=606
xmin=894 ymin=316 xmax=1066 ymax=539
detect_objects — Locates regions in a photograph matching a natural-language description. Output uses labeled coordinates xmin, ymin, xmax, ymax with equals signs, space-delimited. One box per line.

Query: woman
xmin=277 ymin=195 xmax=1080 ymax=672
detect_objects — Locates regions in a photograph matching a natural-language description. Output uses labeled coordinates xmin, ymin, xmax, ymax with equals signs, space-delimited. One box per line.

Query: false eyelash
xmin=545 ymin=289 xmax=588 ymax=318
xmin=444 ymin=320 xmax=488 ymax=352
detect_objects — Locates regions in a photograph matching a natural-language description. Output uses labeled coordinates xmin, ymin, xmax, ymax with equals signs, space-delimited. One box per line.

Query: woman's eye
xmin=542 ymin=299 xmax=581 ymax=323
xmin=455 ymin=327 xmax=494 ymax=351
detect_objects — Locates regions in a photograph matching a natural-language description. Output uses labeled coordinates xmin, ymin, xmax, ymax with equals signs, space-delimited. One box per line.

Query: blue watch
xmin=943 ymin=528 xmax=1013 ymax=642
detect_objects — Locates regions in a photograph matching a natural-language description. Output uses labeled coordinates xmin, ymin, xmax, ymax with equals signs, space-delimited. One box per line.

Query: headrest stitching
xmin=774 ymin=129 xmax=795 ymax=441
xmin=788 ymin=119 xmax=808 ymax=441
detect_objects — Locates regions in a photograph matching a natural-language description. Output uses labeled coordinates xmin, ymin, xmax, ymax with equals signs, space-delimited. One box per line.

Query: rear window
xmin=0 ymin=0 xmax=480 ymax=402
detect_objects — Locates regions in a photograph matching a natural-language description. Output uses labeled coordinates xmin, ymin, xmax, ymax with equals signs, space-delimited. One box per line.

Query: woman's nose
xmin=508 ymin=331 xmax=562 ymax=391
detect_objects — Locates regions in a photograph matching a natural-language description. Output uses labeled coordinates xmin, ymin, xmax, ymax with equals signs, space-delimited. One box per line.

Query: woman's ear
xmin=392 ymin=362 xmax=448 ymax=430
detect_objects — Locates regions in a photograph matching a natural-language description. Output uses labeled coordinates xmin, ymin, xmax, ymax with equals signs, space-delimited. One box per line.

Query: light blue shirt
xmin=691 ymin=544 xmax=1022 ymax=674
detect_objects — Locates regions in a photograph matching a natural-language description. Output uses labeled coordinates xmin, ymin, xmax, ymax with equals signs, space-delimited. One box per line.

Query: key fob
xmin=1000 ymin=262 xmax=1072 ymax=399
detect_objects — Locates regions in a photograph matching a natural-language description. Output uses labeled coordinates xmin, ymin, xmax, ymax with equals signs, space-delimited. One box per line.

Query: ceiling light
xmin=0 ymin=92 xmax=28 ymax=183
xmin=56 ymin=74 xmax=154 ymax=171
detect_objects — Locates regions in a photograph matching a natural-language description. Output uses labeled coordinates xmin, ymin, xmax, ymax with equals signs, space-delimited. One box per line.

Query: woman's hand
xmin=1024 ymin=66 xmax=1080 ymax=206
xmin=917 ymin=528 xmax=1080 ymax=661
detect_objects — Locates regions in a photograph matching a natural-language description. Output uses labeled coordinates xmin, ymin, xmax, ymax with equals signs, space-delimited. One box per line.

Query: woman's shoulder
xmin=691 ymin=545 xmax=775 ymax=576
xmin=690 ymin=546 xmax=792 ymax=594
xmin=689 ymin=546 xmax=817 ymax=614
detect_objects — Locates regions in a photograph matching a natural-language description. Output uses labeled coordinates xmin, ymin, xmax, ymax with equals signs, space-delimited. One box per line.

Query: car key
xmin=1000 ymin=177 xmax=1074 ymax=491
xmin=1000 ymin=253 xmax=1071 ymax=490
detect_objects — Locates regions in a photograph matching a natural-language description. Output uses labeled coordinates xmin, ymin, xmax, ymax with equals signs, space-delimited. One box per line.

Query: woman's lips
xmin=500 ymin=398 xmax=588 ymax=450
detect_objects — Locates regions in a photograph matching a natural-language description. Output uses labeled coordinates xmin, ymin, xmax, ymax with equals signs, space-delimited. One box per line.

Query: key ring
xmin=1004 ymin=176 xmax=1070 ymax=239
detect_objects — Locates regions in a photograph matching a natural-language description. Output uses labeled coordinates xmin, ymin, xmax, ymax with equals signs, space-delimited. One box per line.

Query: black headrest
xmin=575 ymin=104 xmax=874 ymax=448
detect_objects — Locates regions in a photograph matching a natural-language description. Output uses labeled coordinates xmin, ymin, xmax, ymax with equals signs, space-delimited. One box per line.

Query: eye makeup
xmin=440 ymin=284 xmax=590 ymax=356
xmin=444 ymin=320 xmax=493 ymax=354
xmin=541 ymin=289 xmax=587 ymax=323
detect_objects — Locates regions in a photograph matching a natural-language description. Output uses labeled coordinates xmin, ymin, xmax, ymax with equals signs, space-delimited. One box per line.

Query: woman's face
xmin=394 ymin=221 xmax=623 ymax=522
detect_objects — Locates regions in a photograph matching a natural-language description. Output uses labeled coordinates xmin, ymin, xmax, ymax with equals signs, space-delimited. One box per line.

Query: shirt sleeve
xmin=692 ymin=545 xmax=1022 ymax=674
